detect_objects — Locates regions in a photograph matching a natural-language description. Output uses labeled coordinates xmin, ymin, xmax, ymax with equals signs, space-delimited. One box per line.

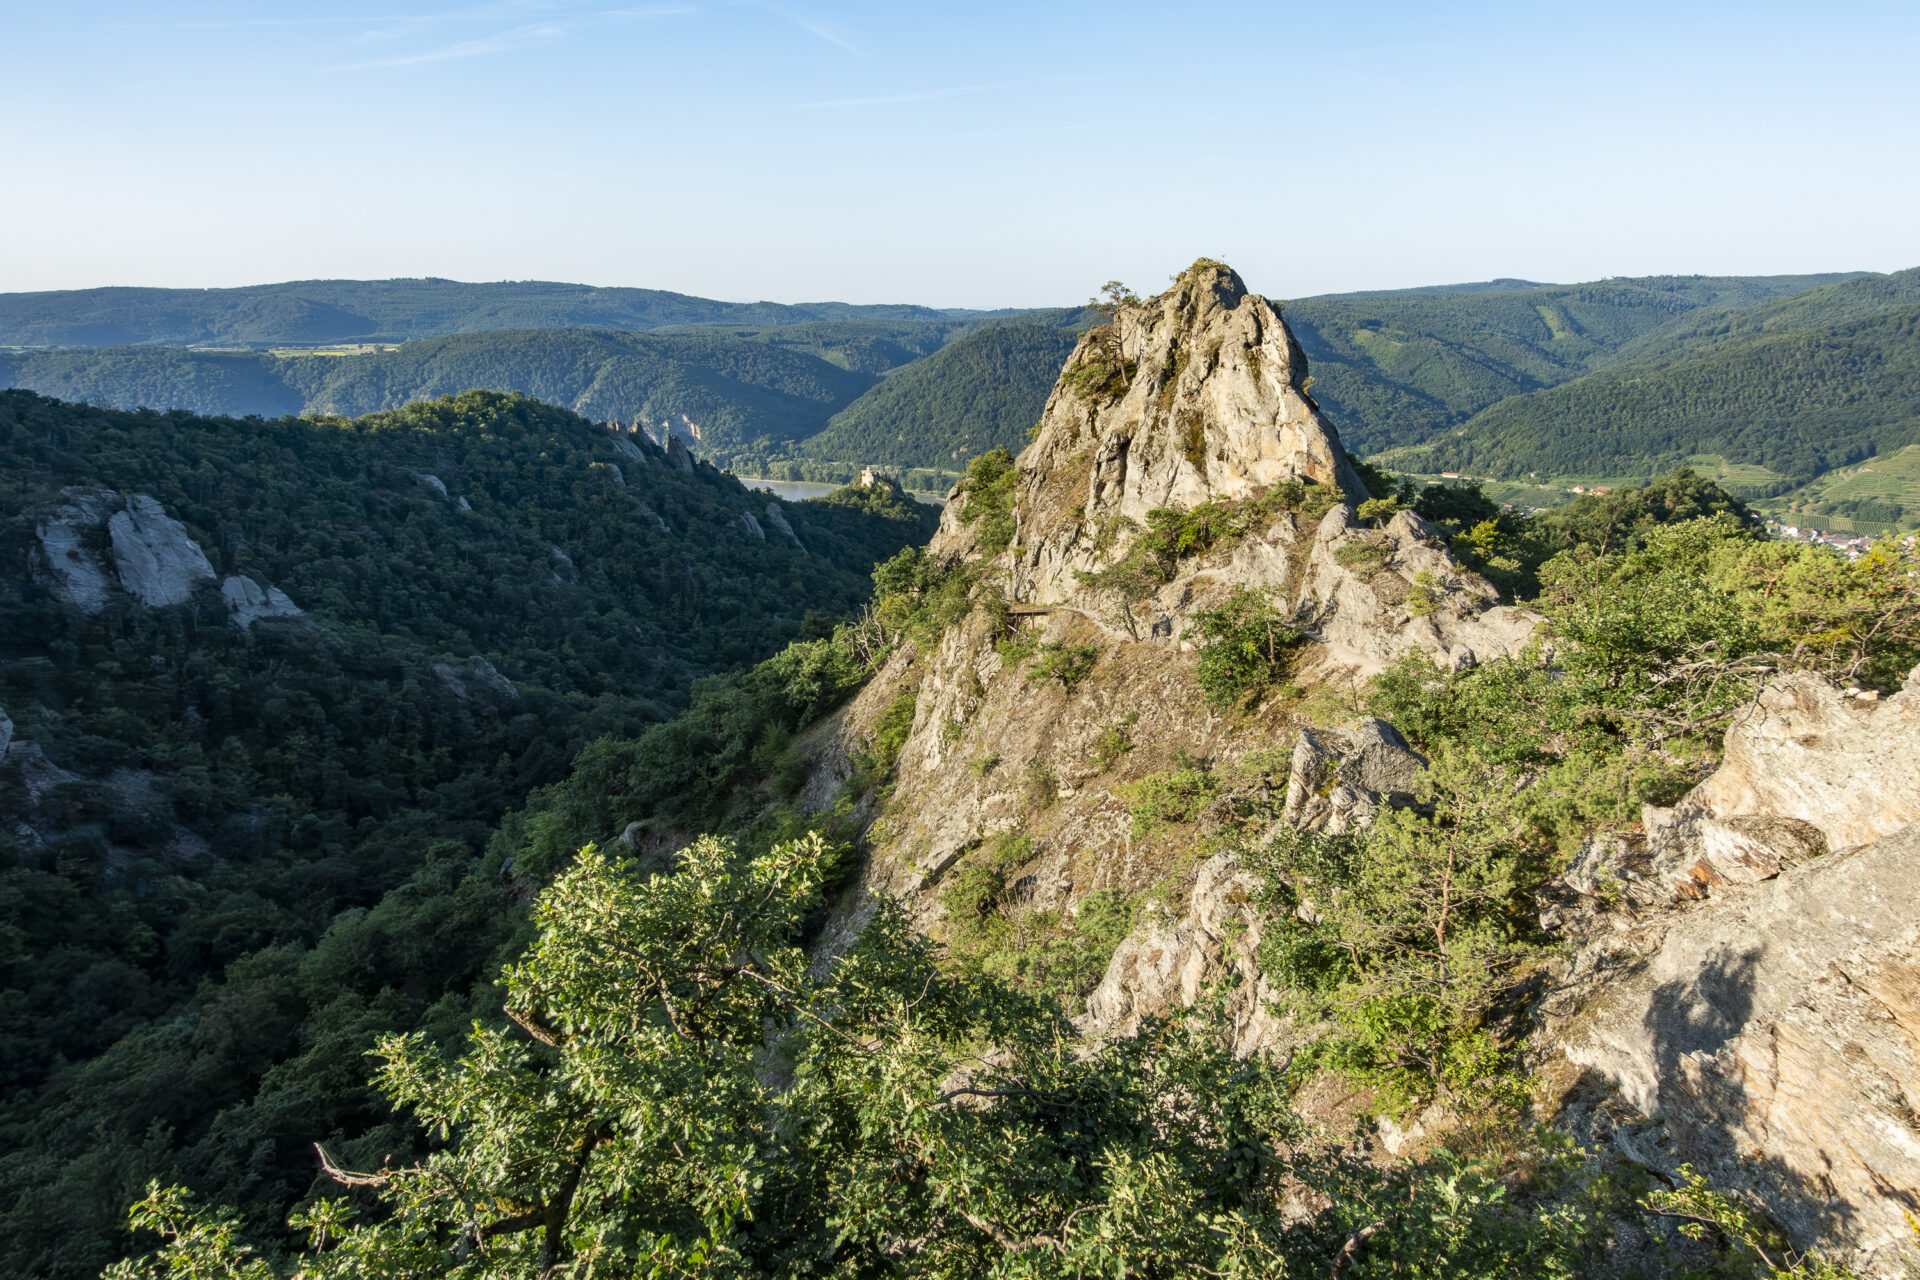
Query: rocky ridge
xmin=1540 ymin=666 xmax=1920 ymax=1274
xmin=29 ymin=487 xmax=304 ymax=628
xmin=812 ymin=261 xmax=1532 ymax=1003
xmin=933 ymin=260 xmax=1539 ymax=674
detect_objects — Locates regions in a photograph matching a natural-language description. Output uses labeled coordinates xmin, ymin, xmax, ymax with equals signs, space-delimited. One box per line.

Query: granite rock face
xmin=929 ymin=261 xmax=1537 ymax=672
xmin=221 ymin=575 xmax=304 ymax=629
xmin=665 ymin=433 xmax=696 ymax=473
xmin=1546 ymin=667 xmax=1920 ymax=1275
xmin=1082 ymin=852 xmax=1288 ymax=1055
xmin=764 ymin=502 xmax=804 ymax=550
xmin=31 ymin=489 xmax=216 ymax=612
xmin=1626 ymin=671 xmax=1920 ymax=901
xmin=1552 ymin=823 xmax=1920 ymax=1275
xmin=1282 ymin=717 xmax=1427 ymax=834
xmin=30 ymin=488 xmax=119 ymax=612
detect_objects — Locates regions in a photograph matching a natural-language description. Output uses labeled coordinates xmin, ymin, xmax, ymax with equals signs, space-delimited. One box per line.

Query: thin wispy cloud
xmin=791 ymin=83 xmax=1002 ymax=110
xmin=327 ymin=21 xmax=567 ymax=69
xmin=327 ymin=4 xmax=695 ymax=70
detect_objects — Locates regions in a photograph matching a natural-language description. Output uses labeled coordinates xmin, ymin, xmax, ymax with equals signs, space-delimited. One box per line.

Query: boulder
xmin=221 ymin=575 xmax=304 ymax=629
xmin=106 ymin=494 xmax=216 ymax=607
xmin=1282 ymin=717 xmax=1426 ymax=834
xmin=739 ymin=512 xmax=766 ymax=540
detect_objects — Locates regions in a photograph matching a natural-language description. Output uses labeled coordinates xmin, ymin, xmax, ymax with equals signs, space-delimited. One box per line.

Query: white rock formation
xmin=1590 ymin=670 xmax=1920 ymax=901
xmin=1545 ymin=666 xmax=1920 ymax=1274
xmin=221 ymin=575 xmax=304 ymax=629
xmin=31 ymin=488 xmax=119 ymax=612
xmin=0 ymin=706 xmax=12 ymax=762
xmin=609 ymin=434 xmax=651 ymax=466
xmin=930 ymin=260 xmax=1537 ymax=671
xmin=739 ymin=512 xmax=766 ymax=540
xmin=1083 ymin=852 xmax=1289 ymax=1056
xmin=1282 ymin=717 xmax=1427 ymax=834
xmin=764 ymin=502 xmax=804 ymax=550
xmin=1555 ymin=821 xmax=1920 ymax=1274
xmin=107 ymin=495 xmax=216 ymax=607
xmin=412 ymin=472 xmax=450 ymax=499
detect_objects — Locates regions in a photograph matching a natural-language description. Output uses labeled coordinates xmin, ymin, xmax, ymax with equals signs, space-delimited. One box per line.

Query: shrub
xmin=1117 ymin=760 xmax=1219 ymax=835
xmin=1185 ymin=586 xmax=1305 ymax=708
xmin=955 ymin=448 xmax=1019 ymax=554
xmin=1026 ymin=641 xmax=1100 ymax=691
xmin=873 ymin=689 xmax=918 ymax=766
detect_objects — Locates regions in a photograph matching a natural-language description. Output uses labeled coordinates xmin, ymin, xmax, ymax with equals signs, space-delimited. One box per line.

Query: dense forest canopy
xmin=0 ymin=323 xmax=972 ymax=458
xmin=1282 ymin=271 xmax=1861 ymax=456
xmin=0 ymin=390 xmax=936 ymax=1279
xmin=795 ymin=311 xmax=1089 ymax=470
xmin=1395 ymin=306 xmax=1920 ymax=490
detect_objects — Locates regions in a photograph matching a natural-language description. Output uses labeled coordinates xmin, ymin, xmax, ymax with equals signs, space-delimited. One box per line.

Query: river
xmin=737 ymin=478 xmax=948 ymax=507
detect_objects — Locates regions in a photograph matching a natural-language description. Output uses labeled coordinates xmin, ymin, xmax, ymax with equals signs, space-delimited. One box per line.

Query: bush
xmin=1026 ymin=641 xmax=1100 ymax=691
xmin=1185 ymin=586 xmax=1305 ymax=708
xmin=1117 ymin=759 xmax=1219 ymax=835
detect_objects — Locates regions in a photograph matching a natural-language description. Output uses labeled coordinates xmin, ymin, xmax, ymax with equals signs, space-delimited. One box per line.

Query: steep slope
xmin=1283 ymin=272 xmax=1857 ymax=455
xmin=1399 ymin=307 xmax=1920 ymax=488
xmin=807 ymin=260 xmax=1535 ymax=979
xmin=0 ymin=389 xmax=937 ymax=1279
xmin=797 ymin=311 xmax=1088 ymax=469
xmin=0 ymin=278 xmax=1004 ymax=346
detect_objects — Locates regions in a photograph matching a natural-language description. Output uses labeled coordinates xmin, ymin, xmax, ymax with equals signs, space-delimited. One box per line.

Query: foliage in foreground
xmin=108 ymin=833 xmax=1624 ymax=1280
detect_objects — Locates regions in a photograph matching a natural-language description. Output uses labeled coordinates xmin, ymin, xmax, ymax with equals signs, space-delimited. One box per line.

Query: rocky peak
xmin=929 ymin=260 xmax=1536 ymax=671
xmin=943 ymin=261 xmax=1364 ymax=566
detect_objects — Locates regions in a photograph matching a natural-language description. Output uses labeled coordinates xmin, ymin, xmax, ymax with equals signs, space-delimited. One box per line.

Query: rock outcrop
xmin=739 ymin=512 xmax=766 ymax=540
xmin=1567 ymin=671 xmax=1920 ymax=904
xmin=31 ymin=489 xmax=216 ymax=612
xmin=665 ymin=432 xmax=696 ymax=473
xmin=764 ymin=502 xmax=804 ymax=550
xmin=0 ymin=706 xmax=12 ymax=762
xmin=1545 ymin=667 xmax=1920 ymax=1274
xmin=31 ymin=488 xmax=119 ymax=611
xmin=1082 ymin=852 xmax=1287 ymax=1055
xmin=221 ymin=575 xmax=304 ymax=629
xmin=930 ymin=260 xmax=1536 ymax=673
xmin=1553 ymin=822 xmax=1920 ymax=1274
xmin=1282 ymin=717 xmax=1426 ymax=834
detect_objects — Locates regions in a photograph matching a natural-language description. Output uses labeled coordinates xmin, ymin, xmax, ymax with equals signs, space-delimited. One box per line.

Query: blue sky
xmin=3 ymin=0 xmax=1916 ymax=305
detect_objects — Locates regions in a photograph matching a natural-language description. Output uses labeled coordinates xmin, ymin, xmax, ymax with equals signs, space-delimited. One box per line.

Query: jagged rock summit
xmin=932 ymin=260 xmax=1537 ymax=671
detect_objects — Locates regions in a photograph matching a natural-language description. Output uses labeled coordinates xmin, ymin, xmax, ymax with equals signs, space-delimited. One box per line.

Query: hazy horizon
xmin=5 ymin=1 xmax=1916 ymax=307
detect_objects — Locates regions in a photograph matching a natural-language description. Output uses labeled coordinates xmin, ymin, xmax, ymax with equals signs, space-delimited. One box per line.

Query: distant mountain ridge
xmin=7 ymin=268 xmax=1914 ymax=528
xmin=0 ymin=277 xmax=1012 ymax=348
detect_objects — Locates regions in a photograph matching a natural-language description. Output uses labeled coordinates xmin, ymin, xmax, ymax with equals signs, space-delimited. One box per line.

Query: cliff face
xmin=930 ymin=262 xmax=1537 ymax=674
xmin=1534 ymin=666 xmax=1920 ymax=1275
xmin=812 ymin=260 xmax=1533 ymax=1003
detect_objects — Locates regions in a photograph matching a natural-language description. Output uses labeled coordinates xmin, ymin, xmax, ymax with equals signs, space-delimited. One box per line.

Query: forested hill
xmin=0 ymin=278 xmax=1008 ymax=347
xmin=10 ymin=269 xmax=1913 ymax=494
xmin=1281 ymin=271 xmax=1859 ymax=455
xmin=0 ymin=389 xmax=935 ymax=1278
xmin=794 ymin=310 xmax=1090 ymax=469
xmin=1392 ymin=273 xmax=1920 ymax=493
xmin=0 ymin=324 xmax=951 ymax=457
